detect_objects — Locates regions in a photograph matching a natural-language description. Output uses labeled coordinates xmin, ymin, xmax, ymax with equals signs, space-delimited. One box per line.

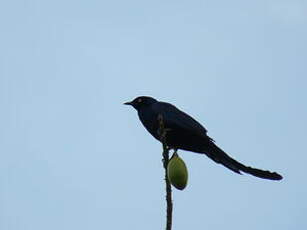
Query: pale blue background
xmin=1 ymin=0 xmax=306 ymax=229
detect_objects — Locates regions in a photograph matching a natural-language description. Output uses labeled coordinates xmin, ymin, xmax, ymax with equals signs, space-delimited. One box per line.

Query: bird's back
xmin=138 ymin=101 xmax=212 ymax=152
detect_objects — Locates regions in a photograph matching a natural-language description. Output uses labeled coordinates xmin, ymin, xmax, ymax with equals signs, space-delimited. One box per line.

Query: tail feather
xmin=203 ymin=142 xmax=283 ymax=180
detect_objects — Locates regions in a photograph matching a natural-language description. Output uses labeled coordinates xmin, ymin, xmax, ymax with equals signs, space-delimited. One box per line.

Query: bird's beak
xmin=124 ymin=101 xmax=133 ymax=106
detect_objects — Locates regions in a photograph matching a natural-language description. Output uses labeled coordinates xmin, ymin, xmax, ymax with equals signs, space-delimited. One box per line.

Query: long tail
xmin=203 ymin=141 xmax=283 ymax=180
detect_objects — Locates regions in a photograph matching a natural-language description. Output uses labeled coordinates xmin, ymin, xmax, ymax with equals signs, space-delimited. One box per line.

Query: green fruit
xmin=167 ymin=153 xmax=188 ymax=190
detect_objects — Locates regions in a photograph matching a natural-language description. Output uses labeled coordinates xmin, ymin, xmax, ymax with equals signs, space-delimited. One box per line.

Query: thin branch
xmin=158 ymin=114 xmax=173 ymax=230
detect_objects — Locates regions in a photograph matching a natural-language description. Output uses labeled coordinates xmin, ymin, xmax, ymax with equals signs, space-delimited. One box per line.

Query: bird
xmin=124 ymin=96 xmax=282 ymax=180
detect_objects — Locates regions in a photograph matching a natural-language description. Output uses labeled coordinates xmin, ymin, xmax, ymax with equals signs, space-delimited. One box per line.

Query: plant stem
xmin=158 ymin=114 xmax=173 ymax=230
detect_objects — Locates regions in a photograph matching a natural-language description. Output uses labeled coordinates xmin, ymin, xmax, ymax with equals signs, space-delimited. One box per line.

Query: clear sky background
xmin=1 ymin=0 xmax=306 ymax=229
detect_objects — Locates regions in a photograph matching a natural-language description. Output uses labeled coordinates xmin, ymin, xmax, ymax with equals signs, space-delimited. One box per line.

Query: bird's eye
xmin=137 ymin=98 xmax=142 ymax=103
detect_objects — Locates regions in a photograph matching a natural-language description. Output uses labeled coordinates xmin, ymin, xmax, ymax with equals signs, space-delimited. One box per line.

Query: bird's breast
xmin=138 ymin=109 xmax=160 ymax=140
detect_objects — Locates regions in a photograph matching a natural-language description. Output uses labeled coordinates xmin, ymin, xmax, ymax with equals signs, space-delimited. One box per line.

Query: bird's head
xmin=124 ymin=96 xmax=157 ymax=111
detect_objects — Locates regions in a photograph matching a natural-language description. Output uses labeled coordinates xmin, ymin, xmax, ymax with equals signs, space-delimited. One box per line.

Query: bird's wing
xmin=154 ymin=102 xmax=209 ymax=137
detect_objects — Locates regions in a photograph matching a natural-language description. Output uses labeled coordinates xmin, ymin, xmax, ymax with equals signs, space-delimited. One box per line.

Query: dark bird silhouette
xmin=124 ymin=96 xmax=282 ymax=180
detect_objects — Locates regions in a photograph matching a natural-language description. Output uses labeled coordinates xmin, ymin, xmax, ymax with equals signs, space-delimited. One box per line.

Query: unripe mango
xmin=167 ymin=153 xmax=188 ymax=190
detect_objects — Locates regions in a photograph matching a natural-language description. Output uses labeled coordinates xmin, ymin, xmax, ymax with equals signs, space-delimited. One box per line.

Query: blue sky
xmin=0 ymin=0 xmax=306 ymax=229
